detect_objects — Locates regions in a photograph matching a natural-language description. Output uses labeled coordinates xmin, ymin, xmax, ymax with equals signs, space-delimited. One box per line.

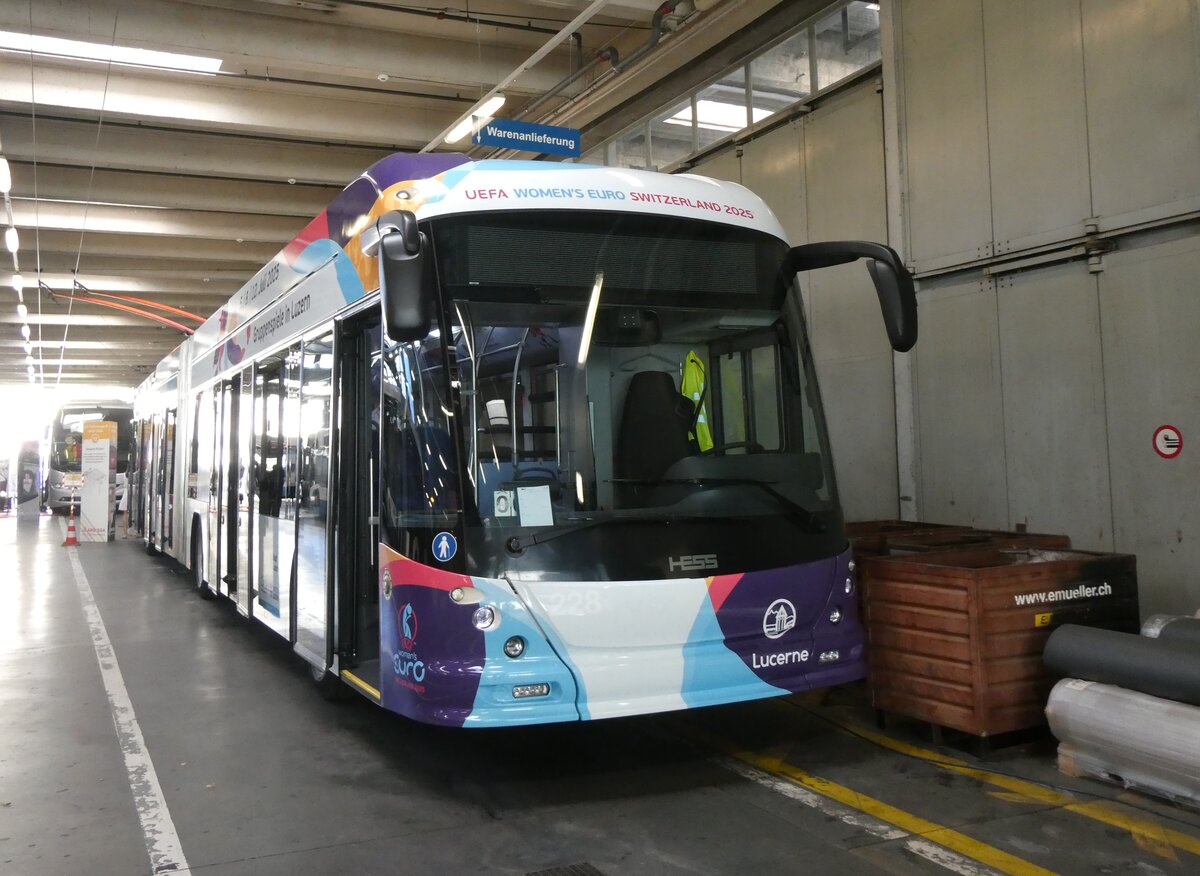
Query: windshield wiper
xmin=505 ymin=513 xmax=752 ymax=554
xmin=610 ymin=477 xmax=825 ymax=533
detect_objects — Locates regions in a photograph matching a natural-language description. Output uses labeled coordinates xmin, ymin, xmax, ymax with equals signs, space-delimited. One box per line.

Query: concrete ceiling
xmin=0 ymin=0 xmax=810 ymax=387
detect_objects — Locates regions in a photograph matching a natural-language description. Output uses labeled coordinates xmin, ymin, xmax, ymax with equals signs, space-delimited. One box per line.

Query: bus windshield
xmin=379 ymin=211 xmax=844 ymax=581
xmin=51 ymin=405 xmax=134 ymax=473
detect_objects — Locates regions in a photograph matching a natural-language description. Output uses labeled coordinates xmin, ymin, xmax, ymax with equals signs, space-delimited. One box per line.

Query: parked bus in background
xmin=134 ymin=153 xmax=916 ymax=728
xmin=43 ymin=399 xmax=134 ymax=513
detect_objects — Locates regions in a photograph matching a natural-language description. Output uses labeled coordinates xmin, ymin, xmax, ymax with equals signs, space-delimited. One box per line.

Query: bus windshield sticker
xmin=517 ymin=486 xmax=554 ymax=527
xmin=433 ymin=531 xmax=458 ymax=562
xmin=493 ymin=490 xmax=515 ymax=517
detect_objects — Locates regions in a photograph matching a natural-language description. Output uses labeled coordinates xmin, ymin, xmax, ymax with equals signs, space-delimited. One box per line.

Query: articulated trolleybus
xmin=136 ymin=153 xmax=916 ymax=728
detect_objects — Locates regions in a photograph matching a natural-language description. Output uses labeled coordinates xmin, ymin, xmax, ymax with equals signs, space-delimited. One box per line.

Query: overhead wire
xmin=56 ymin=10 xmax=120 ymax=389
xmin=26 ymin=0 xmax=43 ymax=388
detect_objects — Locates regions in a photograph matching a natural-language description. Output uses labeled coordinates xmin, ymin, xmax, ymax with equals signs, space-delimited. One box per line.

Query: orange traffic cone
xmin=63 ymin=506 xmax=78 ymax=547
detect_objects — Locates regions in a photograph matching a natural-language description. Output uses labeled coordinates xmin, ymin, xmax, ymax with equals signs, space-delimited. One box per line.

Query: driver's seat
xmin=615 ymin=371 xmax=692 ymax=508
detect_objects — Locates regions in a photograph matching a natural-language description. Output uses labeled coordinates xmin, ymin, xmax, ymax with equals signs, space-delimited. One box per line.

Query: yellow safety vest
xmin=681 ymin=350 xmax=713 ymax=452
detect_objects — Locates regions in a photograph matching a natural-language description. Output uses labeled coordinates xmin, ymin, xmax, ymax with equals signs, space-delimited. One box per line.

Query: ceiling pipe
xmin=613 ymin=1 xmax=682 ymax=73
xmin=514 ymin=0 xmax=691 ymax=131
xmin=71 ymin=288 xmax=205 ymax=323
xmin=45 ymin=285 xmax=194 ymax=334
xmin=321 ymin=0 xmax=564 ymax=35
xmin=530 ymin=0 xmax=774 ymax=151
xmin=421 ymin=0 xmax=615 ymax=152
xmin=521 ymin=47 xmax=620 ymax=119
xmin=503 ymin=0 xmax=688 ymax=150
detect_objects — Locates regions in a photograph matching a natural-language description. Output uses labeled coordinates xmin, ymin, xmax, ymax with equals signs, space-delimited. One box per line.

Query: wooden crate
xmin=881 ymin=529 xmax=1072 ymax=554
xmin=846 ymin=520 xmax=973 ymax=558
xmin=861 ymin=546 xmax=1139 ymax=738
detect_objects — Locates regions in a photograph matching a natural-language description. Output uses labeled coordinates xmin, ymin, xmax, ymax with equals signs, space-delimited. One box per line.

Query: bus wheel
xmin=192 ymin=533 xmax=214 ymax=600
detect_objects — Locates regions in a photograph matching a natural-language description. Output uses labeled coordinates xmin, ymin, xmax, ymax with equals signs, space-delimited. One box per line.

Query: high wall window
xmin=583 ymin=1 xmax=881 ymax=170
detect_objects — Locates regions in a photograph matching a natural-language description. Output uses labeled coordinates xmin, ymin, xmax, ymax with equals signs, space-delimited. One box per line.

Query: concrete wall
xmin=690 ymin=0 xmax=1200 ymax=616
xmin=894 ymin=0 xmax=1200 ymax=615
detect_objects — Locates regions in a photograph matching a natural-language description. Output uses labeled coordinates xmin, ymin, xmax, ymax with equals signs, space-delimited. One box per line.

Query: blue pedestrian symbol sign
xmin=433 ymin=531 xmax=458 ymax=562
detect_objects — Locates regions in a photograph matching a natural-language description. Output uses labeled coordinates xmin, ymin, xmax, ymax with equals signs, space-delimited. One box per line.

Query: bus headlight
xmin=503 ymin=636 xmax=525 ymax=658
xmin=472 ymin=605 xmax=498 ymax=630
xmin=844 ymin=577 xmax=854 ymax=595
xmin=828 ymin=607 xmax=842 ymax=624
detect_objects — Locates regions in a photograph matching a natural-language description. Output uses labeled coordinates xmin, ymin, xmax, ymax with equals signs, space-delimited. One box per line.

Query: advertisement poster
xmin=17 ymin=441 xmax=40 ymax=518
xmin=80 ymin=421 xmax=117 ymax=542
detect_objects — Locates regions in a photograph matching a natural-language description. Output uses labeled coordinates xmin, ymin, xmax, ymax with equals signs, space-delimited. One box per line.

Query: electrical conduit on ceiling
xmin=520 ymin=0 xmax=688 ymax=119
xmin=536 ymin=0 xmax=757 ymax=140
xmin=420 ymin=0 xmax=617 ymax=152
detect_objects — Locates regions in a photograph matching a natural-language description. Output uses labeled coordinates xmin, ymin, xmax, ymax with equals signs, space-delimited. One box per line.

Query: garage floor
xmin=4 ymin=515 xmax=1200 ymax=875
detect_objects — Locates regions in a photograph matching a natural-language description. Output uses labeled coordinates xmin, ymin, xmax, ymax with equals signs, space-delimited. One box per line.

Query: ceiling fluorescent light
xmin=477 ymin=94 xmax=507 ymax=119
xmin=0 ymin=30 xmax=222 ymax=74
xmin=577 ymin=272 xmax=604 ymax=367
xmin=0 ymin=156 xmax=10 ymax=192
xmin=4 ymin=226 xmax=17 ymax=253
xmin=444 ymin=117 xmax=476 ymax=146
xmin=444 ymin=93 xmax=506 ymax=144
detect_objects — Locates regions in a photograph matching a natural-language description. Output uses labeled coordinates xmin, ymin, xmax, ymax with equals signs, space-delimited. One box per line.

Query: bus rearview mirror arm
xmin=363 ymin=210 xmax=430 ymax=342
xmin=787 ymin=241 xmax=918 ymax=353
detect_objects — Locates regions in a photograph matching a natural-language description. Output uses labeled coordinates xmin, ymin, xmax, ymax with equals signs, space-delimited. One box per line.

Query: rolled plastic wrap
xmin=1047 ymin=678 xmax=1200 ymax=808
xmin=1043 ymin=624 xmax=1200 ymax=707
xmin=1142 ymin=615 xmax=1200 ymax=649
xmin=1140 ymin=614 xmax=1176 ymax=637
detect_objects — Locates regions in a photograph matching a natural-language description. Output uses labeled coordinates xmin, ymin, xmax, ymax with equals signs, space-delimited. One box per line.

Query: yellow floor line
xmin=814 ymin=710 xmax=1200 ymax=860
xmin=677 ymin=721 xmax=1056 ymax=876
xmin=340 ymin=670 xmax=381 ymax=700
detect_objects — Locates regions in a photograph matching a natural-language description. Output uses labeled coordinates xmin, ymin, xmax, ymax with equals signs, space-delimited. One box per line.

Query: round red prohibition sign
xmin=1153 ymin=425 xmax=1183 ymax=459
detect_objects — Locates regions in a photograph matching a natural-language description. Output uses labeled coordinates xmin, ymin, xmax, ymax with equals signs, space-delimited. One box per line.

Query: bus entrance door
xmin=205 ymin=386 xmax=224 ymax=599
xmin=234 ymin=374 xmax=254 ymax=616
xmin=295 ymin=329 xmax=335 ymax=671
xmin=333 ymin=313 xmax=381 ymax=688
xmin=216 ymin=380 xmax=235 ymax=599
xmin=219 ymin=373 xmax=254 ymax=616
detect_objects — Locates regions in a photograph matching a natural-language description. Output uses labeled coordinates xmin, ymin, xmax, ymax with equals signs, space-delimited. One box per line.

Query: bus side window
xmin=380 ymin=337 xmax=461 ymax=551
xmin=713 ymin=341 xmax=783 ymax=453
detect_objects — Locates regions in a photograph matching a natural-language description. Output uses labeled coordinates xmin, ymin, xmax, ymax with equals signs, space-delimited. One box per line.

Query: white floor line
xmin=720 ymin=757 xmax=1004 ymax=876
xmin=63 ymin=522 xmax=190 ymax=874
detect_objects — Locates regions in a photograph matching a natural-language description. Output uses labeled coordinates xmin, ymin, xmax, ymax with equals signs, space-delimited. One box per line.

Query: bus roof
xmin=55 ymin=399 xmax=133 ymax=415
xmin=190 ymin=154 xmax=788 ymax=355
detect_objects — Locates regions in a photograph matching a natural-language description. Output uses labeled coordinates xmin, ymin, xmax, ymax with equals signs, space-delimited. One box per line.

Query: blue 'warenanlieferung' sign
xmin=473 ymin=118 xmax=581 ymax=157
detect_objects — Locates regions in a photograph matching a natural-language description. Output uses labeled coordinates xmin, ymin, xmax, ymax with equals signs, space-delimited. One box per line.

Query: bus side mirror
xmin=787 ymin=241 xmax=917 ymax=353
xmin=362 ymin=210 xmax=429 ymax=342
